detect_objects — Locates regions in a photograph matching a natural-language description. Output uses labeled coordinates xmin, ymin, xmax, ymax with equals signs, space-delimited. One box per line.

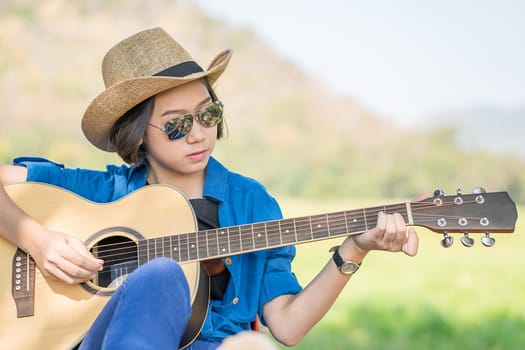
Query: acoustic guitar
xmin=0 ymin=182 xmax=518 ymax=349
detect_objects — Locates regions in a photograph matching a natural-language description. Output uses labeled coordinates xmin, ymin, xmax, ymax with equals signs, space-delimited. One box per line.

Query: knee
xmin=141 ymin=257 xmax=186 ymax=280
xmin=127 ymin=258 xmax=190 ymax=300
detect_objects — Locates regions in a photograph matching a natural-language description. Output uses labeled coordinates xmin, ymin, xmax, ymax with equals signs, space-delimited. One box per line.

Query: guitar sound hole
xmin=90 ymin=236 xmax=138 ymax=288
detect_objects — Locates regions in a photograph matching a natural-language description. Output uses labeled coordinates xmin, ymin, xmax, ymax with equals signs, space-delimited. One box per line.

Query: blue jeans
xmin=79 ymin=258 xmax=219 ymax=350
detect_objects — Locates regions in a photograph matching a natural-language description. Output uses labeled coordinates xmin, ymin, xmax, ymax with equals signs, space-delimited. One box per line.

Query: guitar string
xmin=17 ymin=199 xmax=489 ymax=276
xmin=17 ymin=198 xmax=488 ymax=277
xmin=18 ymin=199 xmax=493 ymax=280
xmin=88 ymin=199 xmax=490 ymax=265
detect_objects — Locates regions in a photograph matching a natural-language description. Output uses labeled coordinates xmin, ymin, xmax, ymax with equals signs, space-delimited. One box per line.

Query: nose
xmin=185 ymin=118 xmax=206 ymax=143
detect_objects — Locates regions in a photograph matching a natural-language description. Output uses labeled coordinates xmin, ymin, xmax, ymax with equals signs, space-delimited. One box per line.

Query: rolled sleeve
xmin=12 ymin=157 xmax=147 ymax=202
xmin=258 ymin=246 xmax=302 ymax=324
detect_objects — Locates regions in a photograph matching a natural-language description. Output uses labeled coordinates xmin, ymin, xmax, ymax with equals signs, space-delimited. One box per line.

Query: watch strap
xmin=332 ymin=246 xmax=361 ymax=274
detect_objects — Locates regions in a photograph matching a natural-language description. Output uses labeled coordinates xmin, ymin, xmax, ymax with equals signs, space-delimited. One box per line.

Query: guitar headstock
xmin=411 ymin=188 xmax=518 ymax=248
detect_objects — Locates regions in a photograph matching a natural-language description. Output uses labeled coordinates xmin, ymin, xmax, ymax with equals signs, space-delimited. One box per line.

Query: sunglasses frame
xmin=148 ymin=100 xmax=224 ymax=140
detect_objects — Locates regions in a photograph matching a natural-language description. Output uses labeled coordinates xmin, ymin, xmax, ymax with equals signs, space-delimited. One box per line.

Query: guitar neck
xmin=137 ymin=202 xmax=411 ymax=265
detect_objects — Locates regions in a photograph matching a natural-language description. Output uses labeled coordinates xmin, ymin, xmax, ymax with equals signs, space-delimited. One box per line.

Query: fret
xmin=218 ymin=228 xmax=229 ymax=256
xmin=197 ymin=231 xmax=208 ymax=260
xmin=228 ymin=226 xmax=242 ymax=254
xmin=207 ymin=229 xmax=219 ymax=259
xmin=342 ymin=210 xmax=350 ymax=234
xmin=363 ymin=209 xmax=368 ymax=230
xmin=188 ymin=233 xmax=198 ymax=261
xmin=310 ymin=214 xmax=329 ymax=240
xmin=147 ymin=238 xmax=155 ymax=261
xmin=327 ymin=212 xmax=348 ymax=236
xmin=179 ymin=233 xmax=189 ymax=262
xmin=169 ymin=235 xmax=177 ymax=261
xmin=227 ymin=227 xmax=232 ymax=255
xmin=369 ymin=206 xmax=385 ymax=229
xmin=137 ymin=240 xmax=147 ymax=266
xmin=253 ymin=223 xmax=267 ymax=249
xmin=240 ymin=224 xmax=254 ymax=251
xmin=280 ymin=218 xmax=296 ymax=244
xmin=162 ymin=236 xmax=171 ymax=259
xmin=294 ymin=217 xmax=312 ymax=243
xmin=405 ymin=202 xmax=413 ymax=224
xmin=153 ymin=237 xmax=158 ymax=259
xmin=171 ymin=235 xmax=181 ymax=262
xmin=155 ymin=237 xmax=163 ymax=259
xmin=344 ymin=210 xmax=360 ymax=234
xmin=265 ymin=220 xmax=281 ymax=248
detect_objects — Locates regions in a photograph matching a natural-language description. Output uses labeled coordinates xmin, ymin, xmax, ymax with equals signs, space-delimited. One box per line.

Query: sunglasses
xmin=148 ymin=100 xmax=224 ymax=140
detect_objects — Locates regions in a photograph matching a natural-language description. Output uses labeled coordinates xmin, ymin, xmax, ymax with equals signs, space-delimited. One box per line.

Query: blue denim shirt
xmin=14 ymin=156 xmax=303 ymax=343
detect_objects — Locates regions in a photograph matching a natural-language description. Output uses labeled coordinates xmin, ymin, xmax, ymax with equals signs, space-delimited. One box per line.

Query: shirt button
xmin=232 ymin=297 xmax=239 ymax=305
xmin=225 ymin=258 xmax=232 ymax=265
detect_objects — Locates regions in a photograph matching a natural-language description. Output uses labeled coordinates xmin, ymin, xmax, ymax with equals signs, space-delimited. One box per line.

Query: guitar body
xmin=0 ymin=182 xmax=203 ymax=350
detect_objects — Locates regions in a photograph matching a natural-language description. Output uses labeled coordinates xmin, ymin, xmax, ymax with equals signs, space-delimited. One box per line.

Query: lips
xmin=187 ymin=149 xmax=208 ymax=160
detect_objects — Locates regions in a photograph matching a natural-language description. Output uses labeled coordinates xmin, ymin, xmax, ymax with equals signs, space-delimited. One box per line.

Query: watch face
xmin=341 ymin=261 xmax=359 ymax=274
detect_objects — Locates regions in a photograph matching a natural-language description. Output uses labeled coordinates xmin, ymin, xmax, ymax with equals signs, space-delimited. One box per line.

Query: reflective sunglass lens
xmin=198 ymin=102 xmax=223 ymax=127
xmin=165 ymin=115 xmax=193 ymax=140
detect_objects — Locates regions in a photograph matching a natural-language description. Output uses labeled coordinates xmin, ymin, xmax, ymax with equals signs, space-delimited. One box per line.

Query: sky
xmin=194 ymin=0 xmax=524 ymax=126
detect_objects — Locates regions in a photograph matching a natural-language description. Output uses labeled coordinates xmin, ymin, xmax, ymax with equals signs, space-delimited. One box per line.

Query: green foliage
xmin=285 ymin=306 xmax=525 ymax=350
xmin=216 ymin=125 xmax=525 ymax=203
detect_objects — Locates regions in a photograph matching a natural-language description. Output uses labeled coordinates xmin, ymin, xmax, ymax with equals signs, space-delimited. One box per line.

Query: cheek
xmin=206 ymin=126 xmax=219 ymax=141
xmin=144 ymin=131 xmax=174 ymax=155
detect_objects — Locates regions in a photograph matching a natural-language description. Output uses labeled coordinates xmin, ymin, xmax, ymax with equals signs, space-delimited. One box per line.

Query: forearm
xmin=265 ymin=239 xmax=368 ymax=346
xmin=265 ymin=210 xmax=418 ymax=345
xmin=0 ymin=184 xmax=44 ymax=252
xmin=1 ymin=181 xmax=103 ymax=283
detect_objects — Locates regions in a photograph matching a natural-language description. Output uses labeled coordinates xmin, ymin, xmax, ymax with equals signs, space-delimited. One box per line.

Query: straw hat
xmin=81 ymin=27 xmax=232 ymax=151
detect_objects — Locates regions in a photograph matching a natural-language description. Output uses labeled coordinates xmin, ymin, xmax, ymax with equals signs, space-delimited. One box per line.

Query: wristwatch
xmin=332 ymin=246 xmax=361 ymax=275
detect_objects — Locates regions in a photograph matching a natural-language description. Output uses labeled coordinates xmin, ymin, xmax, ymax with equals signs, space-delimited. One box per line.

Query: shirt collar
xmin=203 ymin=157 xmax=228 ymax=203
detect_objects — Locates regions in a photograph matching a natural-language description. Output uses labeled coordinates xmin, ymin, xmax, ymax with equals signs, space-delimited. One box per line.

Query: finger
xmin=66 ymin=236 xmax=104 ymax=272
xmin=383 ymin=214 xmax=399 ymax=245
xmin=375 ymin=211 xmax=387 ymax=238
xmin=402 ymin=228 xmax=419 ymax=257
xmin=41 ymin=262 xmax=94 ymax=285
xmin=392 ymin=213 xmax=407 ymax=248
xmin=51 ymin=251 xmax=101 ymax=280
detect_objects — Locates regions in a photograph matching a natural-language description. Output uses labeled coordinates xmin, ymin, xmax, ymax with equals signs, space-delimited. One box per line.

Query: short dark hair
xmin=109 ymin=79 xmax=225 ymax=165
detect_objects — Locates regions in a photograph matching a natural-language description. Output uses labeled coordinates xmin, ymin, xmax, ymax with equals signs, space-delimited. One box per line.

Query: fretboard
xmin=137 ymin=202 xmax=411 ymax=265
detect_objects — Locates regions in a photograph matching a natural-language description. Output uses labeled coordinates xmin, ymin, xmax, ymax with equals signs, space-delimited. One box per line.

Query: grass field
xmin=272 ymin=197 xmax=523 ymax=349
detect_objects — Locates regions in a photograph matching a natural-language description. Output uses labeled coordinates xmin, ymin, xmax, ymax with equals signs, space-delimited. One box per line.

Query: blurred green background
xmin=279 ymin=197 xmax=523 ymax=349
xmin=1 ymin=1 xmax=523 ymax=348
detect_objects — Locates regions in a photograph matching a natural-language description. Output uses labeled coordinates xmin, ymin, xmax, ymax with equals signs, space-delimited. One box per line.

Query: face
xmin=143 ymin=79 xmax=218 ymax=183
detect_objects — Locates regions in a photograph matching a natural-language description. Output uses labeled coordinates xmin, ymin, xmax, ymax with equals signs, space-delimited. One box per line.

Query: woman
xmin=0 ymin=27 xmax=418 ymax=349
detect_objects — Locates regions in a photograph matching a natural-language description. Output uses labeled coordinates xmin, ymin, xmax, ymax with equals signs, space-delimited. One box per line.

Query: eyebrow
xmin=160 ymin=96 xmax=212 ymax=117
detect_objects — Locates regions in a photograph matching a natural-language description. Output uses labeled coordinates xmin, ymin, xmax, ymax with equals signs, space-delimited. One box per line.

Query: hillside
xmin=421 ymin=105 xmax=525 ymax=158
xmin=1 ymin=0 xmax=524 ymax=202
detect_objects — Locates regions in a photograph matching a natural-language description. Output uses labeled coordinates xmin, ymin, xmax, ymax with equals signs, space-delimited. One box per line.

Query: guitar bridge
xmin=11 ymin=248 xmax=35 ymax=317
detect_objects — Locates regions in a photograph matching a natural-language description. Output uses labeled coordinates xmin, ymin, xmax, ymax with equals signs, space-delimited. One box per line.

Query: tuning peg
xmin=441 ymin=232 xmax=453 ymax=248
xmin=473 ymin=187 xmax=486 ymax=194
xmin=460 ymin=233 xmax=474 ymax=247
xmin=456 ymin=188 xmax=462 ymax=196
xmin=433 ymin=189 xmax=445 ymax=206
xmin=481 ymin=233 xmax=496 ymax=247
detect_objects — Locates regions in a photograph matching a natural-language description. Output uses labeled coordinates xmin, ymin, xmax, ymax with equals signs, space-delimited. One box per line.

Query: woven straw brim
xmin=82 ymin=49 xmax=232 ymax=152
